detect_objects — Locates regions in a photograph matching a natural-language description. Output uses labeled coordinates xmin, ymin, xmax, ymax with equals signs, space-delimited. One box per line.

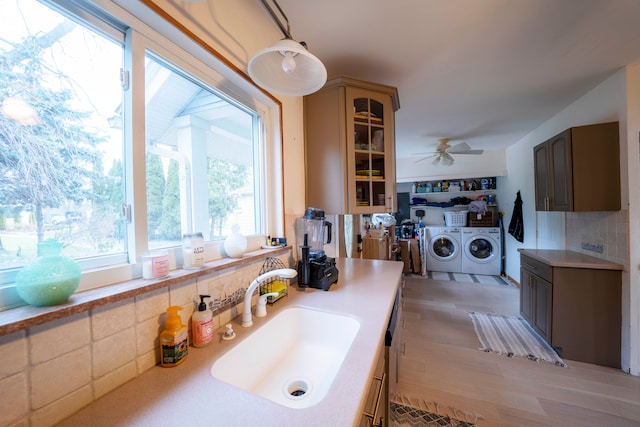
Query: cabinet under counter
xmin=519 ymin=249 xmax=623 ymax=368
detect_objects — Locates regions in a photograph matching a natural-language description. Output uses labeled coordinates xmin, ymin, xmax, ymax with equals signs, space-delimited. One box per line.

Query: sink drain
xmin=284 ymin=379 xmax=312 ymax=400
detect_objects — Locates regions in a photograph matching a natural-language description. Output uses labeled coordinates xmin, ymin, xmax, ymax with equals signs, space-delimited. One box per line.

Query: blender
xmin=296 ymin=207 xmax=339 ymax=290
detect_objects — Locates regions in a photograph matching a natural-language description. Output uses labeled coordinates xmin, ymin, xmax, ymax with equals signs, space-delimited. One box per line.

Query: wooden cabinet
xmin=360 ymin=337 xmax=387 ymax=427
xmin=304 ymin=77 xmax=400 ymax=214
xmin=534 ymin=122 xmax=620 ymax=211
xmin=519 ymin=253 xmax=621 ymax=368
xmin=520 ymin=256 xmax=552 ymax=342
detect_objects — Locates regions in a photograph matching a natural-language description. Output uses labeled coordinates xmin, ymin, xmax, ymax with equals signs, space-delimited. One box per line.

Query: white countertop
xmin=59 ymin=258 xmax=404 ymax=427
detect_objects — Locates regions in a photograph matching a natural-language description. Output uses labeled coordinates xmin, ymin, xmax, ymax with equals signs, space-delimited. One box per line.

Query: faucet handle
xmin=255 ymin=292 xmax=279 ymax=317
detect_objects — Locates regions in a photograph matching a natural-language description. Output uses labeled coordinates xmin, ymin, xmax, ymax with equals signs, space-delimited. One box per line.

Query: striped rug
xmin=423 ymin=271 xmax=516 ymax=287
xmin=468 ymin=312 xmax=567 ymax=367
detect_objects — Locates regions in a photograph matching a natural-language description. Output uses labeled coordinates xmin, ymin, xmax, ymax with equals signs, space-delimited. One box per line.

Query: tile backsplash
xmin=566 ymin=210 xmax=628 ymax=267
xmin=0 ymin=253 xmax=292 ymax=427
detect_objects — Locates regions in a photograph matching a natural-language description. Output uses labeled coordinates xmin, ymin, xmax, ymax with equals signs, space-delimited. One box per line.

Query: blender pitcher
xmin=297 ymin=207 xmax=332 ymax=259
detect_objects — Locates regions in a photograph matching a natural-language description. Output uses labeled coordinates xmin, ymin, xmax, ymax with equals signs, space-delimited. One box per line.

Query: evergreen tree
xmin=157 ymin=159 xmax=181 ymax=240
xmin=145 ymin=153 xmax=165 ymax=239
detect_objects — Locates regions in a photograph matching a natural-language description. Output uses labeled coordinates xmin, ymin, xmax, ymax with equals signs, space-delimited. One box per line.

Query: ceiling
xmin=275 ymin=0 xmax=640 ymax=159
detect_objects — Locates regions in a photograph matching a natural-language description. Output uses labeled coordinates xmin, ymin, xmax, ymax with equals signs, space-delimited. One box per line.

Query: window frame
xmin=0 ymin=0 xmax=285 ymax=309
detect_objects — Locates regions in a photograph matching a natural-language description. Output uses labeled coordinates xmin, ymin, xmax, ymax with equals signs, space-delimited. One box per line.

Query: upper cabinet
xmin=534 ymin=122 xmax=620 ymax=212
xmin=304 ymin=77 xmax=400 ymax=214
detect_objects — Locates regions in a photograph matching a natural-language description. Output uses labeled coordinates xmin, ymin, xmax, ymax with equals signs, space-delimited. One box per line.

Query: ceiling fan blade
xmin=447 ymin=142 xmax=484 ymax=155
xmin=448 ymin=142 xmax=471 ymax=152
xmin=452 ymin=149 xmax=484 ymax=155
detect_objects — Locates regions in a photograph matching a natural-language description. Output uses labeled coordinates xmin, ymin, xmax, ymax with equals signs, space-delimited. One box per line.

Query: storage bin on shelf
xmin=258 ymin=257 xmax=290 ymax=304
xmin=468 ymin=211 xmax=493 ymax=226
xmin=443 ymin=210 xmax=468 ymax=227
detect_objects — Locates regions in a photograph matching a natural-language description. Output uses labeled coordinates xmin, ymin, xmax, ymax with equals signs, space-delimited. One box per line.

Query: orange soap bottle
xmin=160 ymin=306 xmax=189 ymax=367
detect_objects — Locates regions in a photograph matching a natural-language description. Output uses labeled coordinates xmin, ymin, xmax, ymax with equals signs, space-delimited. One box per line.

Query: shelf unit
xmin=304 ymin=77 xmax=400 ymax=214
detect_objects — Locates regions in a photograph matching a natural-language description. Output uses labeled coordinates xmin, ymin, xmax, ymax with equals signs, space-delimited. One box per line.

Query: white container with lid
xmin=182 ymin=232 xmax=205 ymax=269
xmin=142 ymin=249 xmax=169 ymax=279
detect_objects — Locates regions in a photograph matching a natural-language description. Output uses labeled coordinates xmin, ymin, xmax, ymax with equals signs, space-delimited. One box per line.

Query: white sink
xmin=211 ymin=307 xmax=360 ymax=408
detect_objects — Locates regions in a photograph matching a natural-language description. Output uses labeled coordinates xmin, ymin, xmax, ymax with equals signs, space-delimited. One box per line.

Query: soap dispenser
xmin=160 ymin=306 xmax=189 ymax=367
xmin=192 ymin=295 xmax=213 ymax=347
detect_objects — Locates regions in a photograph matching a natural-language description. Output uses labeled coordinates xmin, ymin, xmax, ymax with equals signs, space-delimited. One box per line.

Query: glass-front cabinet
xmin=304 ymin=77 xmax=399 ymax=214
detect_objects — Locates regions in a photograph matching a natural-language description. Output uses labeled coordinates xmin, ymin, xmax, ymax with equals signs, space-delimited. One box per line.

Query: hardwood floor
xmin=395 ymin=275 xmax=640 ymax=427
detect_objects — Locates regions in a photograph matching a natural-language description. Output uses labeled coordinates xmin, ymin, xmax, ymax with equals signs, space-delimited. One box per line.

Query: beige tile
xmin=169 ymin=279 xmax=197 ymax=325
xmin=90 ymin=298 xmax=135 ymax=340
xmin=0 ymin=373 xmax=28 ymax=427
xmin=136 ymin=316 xmax=161 ymax=355
xmin=92 ymin=327 xmax=136 ymax=378
xmin=135 ymin=287 xmax=169 ymax=322
xmin=137 ymin=349 xmax=159 ymax=374
xmin=0 ymin=330 xmax=27 ymax=378
xmin=30 ymin=347 xmax=91 ymax=409
xmin=93 ymin=361 xmax=137 ymax=399
xmin=29 ymin=312 xmax=90 ymax=365
xmin=30 ymin=385 xmax=92 ymax=427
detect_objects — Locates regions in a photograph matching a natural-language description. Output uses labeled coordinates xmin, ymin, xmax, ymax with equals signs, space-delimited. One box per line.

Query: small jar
xmin=182 ymin=232 xmax=204 ymax=269
xmin=142 ymin=249 xmax=169 ymax=279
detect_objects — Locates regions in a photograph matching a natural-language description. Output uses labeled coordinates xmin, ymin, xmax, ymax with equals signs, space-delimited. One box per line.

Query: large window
xmin=0 ymin=0 xmax=278 ymax=309
xmin=144 ymin=54 xmax=259 ymax=249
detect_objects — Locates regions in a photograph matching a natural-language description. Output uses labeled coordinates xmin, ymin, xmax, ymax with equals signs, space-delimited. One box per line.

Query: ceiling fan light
xmin=248 ymin=38 xmax=327 ymax=96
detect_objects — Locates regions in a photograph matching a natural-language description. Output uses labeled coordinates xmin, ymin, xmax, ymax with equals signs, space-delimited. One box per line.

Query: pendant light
xmin=248 ymin=0 xmax=327 ymax=96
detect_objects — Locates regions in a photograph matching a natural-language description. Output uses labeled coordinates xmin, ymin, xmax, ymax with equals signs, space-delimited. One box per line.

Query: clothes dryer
xmin=461 ymin=227 xmax=501 ymax=275
xmin=424 ymin=226 xmax=462 ymax=273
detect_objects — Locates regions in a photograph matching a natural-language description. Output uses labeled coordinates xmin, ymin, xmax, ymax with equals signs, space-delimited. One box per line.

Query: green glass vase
xmin=15 ymin=239 xmax=81 ymax=307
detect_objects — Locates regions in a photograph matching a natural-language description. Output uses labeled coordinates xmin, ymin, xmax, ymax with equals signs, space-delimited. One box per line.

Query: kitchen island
xmin=58 ymin=258 xmax=404 ymax=427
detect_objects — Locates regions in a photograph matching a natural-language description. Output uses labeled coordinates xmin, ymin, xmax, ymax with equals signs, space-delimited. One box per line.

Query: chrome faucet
xmin=242 ymin=268 xmax=298 ymax=327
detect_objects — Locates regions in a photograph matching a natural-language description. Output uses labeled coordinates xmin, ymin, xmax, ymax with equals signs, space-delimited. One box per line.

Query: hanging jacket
xmin=508 ymin=191 xmax=524 ymax=243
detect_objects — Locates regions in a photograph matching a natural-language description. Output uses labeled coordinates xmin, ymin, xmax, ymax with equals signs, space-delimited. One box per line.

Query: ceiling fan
xmin=414 ymin=138 xmax=484 ymax=166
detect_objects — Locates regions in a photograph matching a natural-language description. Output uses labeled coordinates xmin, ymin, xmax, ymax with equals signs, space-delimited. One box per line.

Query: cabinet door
xmin=532 ymin=276 xmax=552 ymax=342
xmin=548 ymin=131 xmax=572 ymax=211
xmin=533 ymin=143 xmax=550 ymax=211
xmin=520 ymin=267 xmax=534 ymax=324
xmin=347 ymin=87 xmax=395 ymax=214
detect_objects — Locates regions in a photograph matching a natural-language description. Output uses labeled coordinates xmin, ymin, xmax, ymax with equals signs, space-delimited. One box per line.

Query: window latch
xmin=120 ymin=68 xmax=130 ymax=91
xmin=121 ymin=203 xmax=132 ymax=222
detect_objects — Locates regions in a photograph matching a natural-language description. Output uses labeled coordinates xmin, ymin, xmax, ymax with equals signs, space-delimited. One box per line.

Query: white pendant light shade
xmin=248 ymin=39 xmax=327 ymax=96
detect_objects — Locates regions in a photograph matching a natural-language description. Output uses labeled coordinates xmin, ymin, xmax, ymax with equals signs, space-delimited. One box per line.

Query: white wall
xmin=501 ymin=67 xmax=639 ymax=374
xmin=396 ymin=149 xmax=507 ymax=182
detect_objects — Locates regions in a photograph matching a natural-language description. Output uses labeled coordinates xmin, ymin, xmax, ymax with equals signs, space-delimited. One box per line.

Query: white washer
xmin=461 ymin=227 xmax=501 ymax=275
xmin=424 ymin=226 xmax=462 ymax=273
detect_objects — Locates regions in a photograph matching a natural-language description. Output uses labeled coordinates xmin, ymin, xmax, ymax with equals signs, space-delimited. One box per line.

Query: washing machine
xmin=424 ymin=226 xmax=462 ymax=273
xmin=461 ymin=227 xmax=501 ymax=275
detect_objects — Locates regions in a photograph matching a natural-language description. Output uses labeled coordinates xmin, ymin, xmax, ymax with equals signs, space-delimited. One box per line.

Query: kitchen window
xmin=0 ymin=0 xmax=281 ymax=310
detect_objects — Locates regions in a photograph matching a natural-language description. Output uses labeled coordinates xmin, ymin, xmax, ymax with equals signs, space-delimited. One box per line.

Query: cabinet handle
xmin=401 ymin=343 xmax=406 ymax=355
xmin=524 ymin=263 xmax=537 ymax=270
xmin=401 ymin=318 xmax=405 ymax=329
xmin=363 ymin=372 xmax=386 ymax=425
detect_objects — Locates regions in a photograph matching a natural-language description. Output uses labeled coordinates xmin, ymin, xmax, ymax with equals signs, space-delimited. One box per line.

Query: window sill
xmin=0 ymin=246 xmax=292 ymax=337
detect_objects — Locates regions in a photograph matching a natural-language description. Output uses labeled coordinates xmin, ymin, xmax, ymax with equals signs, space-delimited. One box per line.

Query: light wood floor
xmin=395 ymin=275 xmax=640 ymax=427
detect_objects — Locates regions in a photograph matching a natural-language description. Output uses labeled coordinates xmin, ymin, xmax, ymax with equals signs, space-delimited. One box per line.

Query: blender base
xmin=297 ymin=257 xmax=339 ymax=291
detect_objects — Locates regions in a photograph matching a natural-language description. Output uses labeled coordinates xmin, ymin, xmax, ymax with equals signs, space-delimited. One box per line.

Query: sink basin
xmin=211 ymin=307 xmax=360 ymax=408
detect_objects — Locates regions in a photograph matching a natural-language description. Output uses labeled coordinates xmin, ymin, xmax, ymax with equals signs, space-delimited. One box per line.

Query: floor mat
xmin=468 ymin=311 xmax=567 ymax=367
xmin=389 ymin=393 xmax=481 ymax=427
xmin=410 ymin=271 xmax=516 ymax=287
